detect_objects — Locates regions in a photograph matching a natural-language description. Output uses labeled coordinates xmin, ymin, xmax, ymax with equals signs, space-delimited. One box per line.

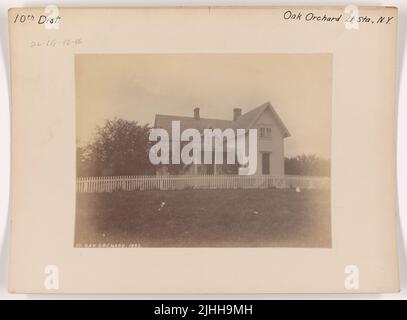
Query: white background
xmin=0 ymin=0 xmax=406 ymax=300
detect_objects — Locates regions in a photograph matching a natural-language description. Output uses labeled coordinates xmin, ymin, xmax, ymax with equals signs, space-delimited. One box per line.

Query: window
xmin=259 ymin=126 xmax=272 ymax=138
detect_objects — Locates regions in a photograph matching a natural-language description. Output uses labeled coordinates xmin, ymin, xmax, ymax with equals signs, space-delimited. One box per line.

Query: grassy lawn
xmin=75 ymin=188 xmax=331 ymax=248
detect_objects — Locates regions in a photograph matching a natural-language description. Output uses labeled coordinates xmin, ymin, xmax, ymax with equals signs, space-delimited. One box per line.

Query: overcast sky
xmin=76 ymin=54 xmax=332 ymax=158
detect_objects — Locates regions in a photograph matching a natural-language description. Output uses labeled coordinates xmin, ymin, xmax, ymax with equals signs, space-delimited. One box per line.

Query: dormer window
xmin=260 ymin=126 xmax=272 ymax=138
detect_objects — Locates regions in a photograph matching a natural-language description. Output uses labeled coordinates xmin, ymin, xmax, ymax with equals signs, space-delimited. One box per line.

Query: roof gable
xmin=237 ymin=101 xmax=290 ymax=137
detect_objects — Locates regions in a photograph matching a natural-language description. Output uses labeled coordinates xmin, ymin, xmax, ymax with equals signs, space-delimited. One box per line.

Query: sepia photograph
xmin=74 ymin=53 xmax=332 ymax=248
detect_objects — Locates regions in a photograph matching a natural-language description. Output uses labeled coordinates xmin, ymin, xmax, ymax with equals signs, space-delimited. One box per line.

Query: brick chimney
xmin=233 ymin=108 xmax=242 ymax=120
xmin=194 ymin=107 xmax=200 ymax=120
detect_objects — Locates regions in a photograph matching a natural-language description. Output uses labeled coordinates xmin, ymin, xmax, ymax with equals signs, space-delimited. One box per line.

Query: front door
xmin=262 ymin=153 xmax=270 ymax=175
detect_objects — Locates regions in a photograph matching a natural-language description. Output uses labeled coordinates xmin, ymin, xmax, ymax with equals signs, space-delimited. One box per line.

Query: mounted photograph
xmin=74 ymin=53 xmax=332 ymax=248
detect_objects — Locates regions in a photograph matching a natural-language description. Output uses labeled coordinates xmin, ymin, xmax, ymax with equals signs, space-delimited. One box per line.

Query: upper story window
xmin=259 ymin=126 xmax=272 ymax=139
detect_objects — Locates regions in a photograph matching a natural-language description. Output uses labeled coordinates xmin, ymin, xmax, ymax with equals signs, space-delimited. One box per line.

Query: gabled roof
xmin=154 ymin=101 xmax=290 ymax=138
xmin=235 ymin=101 xmax=291 ymax=138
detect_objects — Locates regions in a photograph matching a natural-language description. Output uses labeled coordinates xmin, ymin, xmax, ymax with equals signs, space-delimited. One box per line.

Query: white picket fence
xmin=76 ymin=174 xmax=330 ymax=193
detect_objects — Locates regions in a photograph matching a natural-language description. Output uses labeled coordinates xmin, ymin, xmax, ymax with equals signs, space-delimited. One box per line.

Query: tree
xmin=77 ymin=118 xmax=155 ymax=176
xmin=284 ymin=154 xmax=330 ymax=177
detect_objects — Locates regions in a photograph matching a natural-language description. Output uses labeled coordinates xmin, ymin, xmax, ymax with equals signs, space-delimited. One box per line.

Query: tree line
xmin=284 ymin=154 xmax=330 ymax=177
